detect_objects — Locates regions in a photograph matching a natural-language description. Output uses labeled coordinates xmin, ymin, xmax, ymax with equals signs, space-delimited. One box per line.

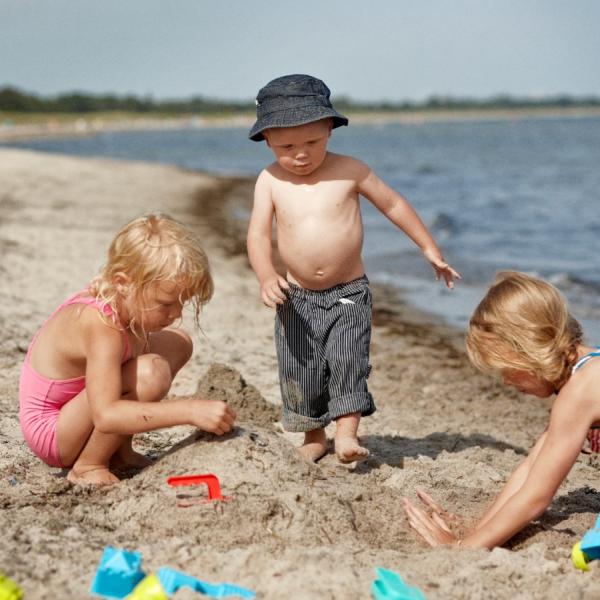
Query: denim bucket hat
xmin=249 ymin=74 xmax=349 ymax=141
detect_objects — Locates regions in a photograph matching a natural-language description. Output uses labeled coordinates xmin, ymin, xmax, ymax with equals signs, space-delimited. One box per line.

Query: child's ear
xmin=263 ymin=131 xmax=272 ymax=148
xmin=114 ymin=272 xmax=131 ymax=295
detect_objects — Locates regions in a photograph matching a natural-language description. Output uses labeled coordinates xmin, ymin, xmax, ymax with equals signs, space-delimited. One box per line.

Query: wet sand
xmin=1 ymin=148 xmax=599 ymax=598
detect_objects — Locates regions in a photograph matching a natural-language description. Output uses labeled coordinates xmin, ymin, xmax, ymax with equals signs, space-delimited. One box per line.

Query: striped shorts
xmin=275 ymin=276 xmax=376 ymax=432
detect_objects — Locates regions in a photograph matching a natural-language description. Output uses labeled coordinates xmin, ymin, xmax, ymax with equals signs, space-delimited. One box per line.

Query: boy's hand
xmin=191 ymin=399 xmax=236 ymax=435
xmin=423 ymin=248 xmax=461 ymax=289
xmin=260 ymin=275 xmax=290 ymax=308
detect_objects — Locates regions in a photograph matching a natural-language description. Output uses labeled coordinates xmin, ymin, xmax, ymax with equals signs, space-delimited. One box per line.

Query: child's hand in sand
xmin=192 ymin=399 xmax=236 ymax=434
xmin=403 ymin=488 xmax=462 ymax=547
xmin=260 ymin=274 xmax=289 ymax=308
xmin=423 ymin=248 xmax=461 ymax=289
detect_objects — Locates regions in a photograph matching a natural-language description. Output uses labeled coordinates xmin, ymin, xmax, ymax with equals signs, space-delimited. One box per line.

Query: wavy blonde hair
xmin=88 ymin=213 xmax=214 ymax=336
xmin=466 ymin=271 xmax=583 ymax=391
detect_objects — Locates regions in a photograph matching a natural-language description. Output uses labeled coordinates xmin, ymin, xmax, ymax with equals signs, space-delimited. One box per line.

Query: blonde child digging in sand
xmin=247 ymin=74 xmax=460 ymax=463
xmin=19 ymin=213 xmax=236 ymax=485
xmin=404 ymin=271 xmax=600 ymax=549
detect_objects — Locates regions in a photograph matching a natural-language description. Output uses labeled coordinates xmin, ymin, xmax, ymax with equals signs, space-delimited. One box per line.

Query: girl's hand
xmin=191 ymin=399 xmax=236 ymax=435
xmin=260 ymin=275 xmax=289 ymax=308
xmin=403 ymin=488 xmax=461 ymax=547
xmin=415 ymin=488 xmax=463 ymax=526
xmin=423 ymin=248 xmax=461 ymax=289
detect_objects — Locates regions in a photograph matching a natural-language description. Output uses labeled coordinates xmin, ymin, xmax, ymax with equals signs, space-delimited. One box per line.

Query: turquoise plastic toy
xmin=0 ymin=572 xmax=23 ymax=600
xmin=572 ymin=514 xmax=600 ymax=571
xmin=130 ymin=567 xmax=256 ymax=599
xmin=90 ymin=546 xmax=256 ymax=599
xmin=371 ymin=567 xmax=426 ymax=600
xmin=90 ymin=547 xmax=145 ymax=599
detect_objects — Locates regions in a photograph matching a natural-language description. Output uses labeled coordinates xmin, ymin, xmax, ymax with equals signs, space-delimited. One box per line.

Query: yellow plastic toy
xmin=571 ymin=541 xmax=591 ymax=572
xmin=128 ymin=573 xmax=169 ymax=600
xmin=0 ymin=572 xmax=23 ymax=600
xmin=572 ymin=515 xmax=600 ymax=571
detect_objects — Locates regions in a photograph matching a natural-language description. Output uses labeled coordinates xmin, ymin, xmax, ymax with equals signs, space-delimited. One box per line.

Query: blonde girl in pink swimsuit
xmin=19 ymin=213 xmax=236 ymax=485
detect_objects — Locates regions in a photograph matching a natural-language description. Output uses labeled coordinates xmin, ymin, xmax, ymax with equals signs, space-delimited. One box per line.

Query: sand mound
xmin=195 ymin=363 xmax=280 ymax=429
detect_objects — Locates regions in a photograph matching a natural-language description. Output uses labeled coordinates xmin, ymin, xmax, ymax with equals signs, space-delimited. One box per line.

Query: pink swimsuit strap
xmin=27 ymin=290 xmax=132 ymax=363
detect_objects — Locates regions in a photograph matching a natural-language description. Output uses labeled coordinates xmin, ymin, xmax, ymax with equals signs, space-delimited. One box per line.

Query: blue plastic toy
xmin=135 ymin=567 xmax=256 ymax=599
xmin=572 ymin=514 xmax=600 ymax=571
xmin=90 ymin=547 xmax=145 ymax=599
xmin=90 ymin=546 xmax=256 ymax=599
xmin=371 ymin=567 xmax=426 ymax=600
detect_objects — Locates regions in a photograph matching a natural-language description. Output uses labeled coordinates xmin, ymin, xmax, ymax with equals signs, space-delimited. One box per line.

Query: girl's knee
xmin=174 ymin=330 xmax=193 ymax=372
xmin=151 ymin=328 xmax=193 ymax=375
xmin=136 ymin=354 xmax=173 ymax=401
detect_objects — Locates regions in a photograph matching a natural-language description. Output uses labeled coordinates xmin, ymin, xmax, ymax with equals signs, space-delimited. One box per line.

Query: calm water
xmin=4 ymin=117 xmax=600 ymax=339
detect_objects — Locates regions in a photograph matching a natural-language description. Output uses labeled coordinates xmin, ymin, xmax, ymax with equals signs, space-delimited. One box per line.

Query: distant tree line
xmin=1 ymin=85 xmax=599 ymax=114
xmin=0 ymin=86 xmax=251 ymax=113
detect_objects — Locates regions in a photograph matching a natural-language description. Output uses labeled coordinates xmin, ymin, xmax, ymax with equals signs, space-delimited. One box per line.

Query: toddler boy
xmin=247 ymin=74 xmax=459 ymax=463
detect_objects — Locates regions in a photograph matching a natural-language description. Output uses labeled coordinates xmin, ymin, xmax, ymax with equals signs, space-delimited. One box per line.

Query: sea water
xmin=5 ymin=117 xmax=600 ymax=339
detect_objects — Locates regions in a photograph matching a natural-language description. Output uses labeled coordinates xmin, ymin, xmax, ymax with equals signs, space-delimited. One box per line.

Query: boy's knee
xmin=137 ymin=354 xmax=173 ymax=401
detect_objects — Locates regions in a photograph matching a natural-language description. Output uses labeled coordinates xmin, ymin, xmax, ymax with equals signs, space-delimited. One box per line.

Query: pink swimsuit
xmin=19 ymin=292 xmax=131 ymax=468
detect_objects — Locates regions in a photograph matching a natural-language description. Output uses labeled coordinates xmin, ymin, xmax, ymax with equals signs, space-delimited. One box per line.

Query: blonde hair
xmin=466 ymin=271 xmax=583 ymax=391
xmin=89 ymin=213 xmax=214 ymax=335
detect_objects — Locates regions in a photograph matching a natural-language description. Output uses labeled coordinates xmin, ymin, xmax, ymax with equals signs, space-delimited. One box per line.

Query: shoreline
xmin=1 ymin=148 xmax=599 ymax=598
xmin=2 ymin=105 xmax=600 ymax=143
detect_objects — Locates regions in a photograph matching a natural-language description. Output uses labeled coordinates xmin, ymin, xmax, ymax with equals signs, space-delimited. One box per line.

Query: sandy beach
xmin=1 ymin=147 xmax=600 ymax=599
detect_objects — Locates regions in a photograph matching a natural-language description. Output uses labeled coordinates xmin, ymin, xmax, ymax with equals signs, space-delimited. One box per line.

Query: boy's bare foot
xmin=67 ymin=465 xmax=119 ymax=486
xmin=334 ymin=412 xmax=369 ymax=463
xmin=335 ymin=436 xmax=370 ymax=463
xmin=298 ymin=428 xmax=328 ymax=462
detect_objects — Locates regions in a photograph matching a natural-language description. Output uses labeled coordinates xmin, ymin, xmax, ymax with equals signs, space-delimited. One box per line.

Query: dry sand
xmin=1 ymin=147 xmax=600 ymax=598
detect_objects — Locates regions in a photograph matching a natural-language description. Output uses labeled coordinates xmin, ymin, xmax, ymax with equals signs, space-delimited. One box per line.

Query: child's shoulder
xmin=260 ymin=162 xmax=280 ymax=178
xmin=257 ymin=154 xmax=372 ymax=186
xmin=326 ymin=152 xmax=370 ymax=174
xmin=255 ymin=165 xmax=280 ymax=194
xmin=56 ymin=296 xmax=122 ymax=338
xmin=577 ymin=354 xmax=600 ymax=387
xmin=558 ymin=352 xmax=600 ymax=410
xmin=36 ymin=300 xmax=123 ymax=361
xmin=328 ymin=154 xmax=377 ymax=189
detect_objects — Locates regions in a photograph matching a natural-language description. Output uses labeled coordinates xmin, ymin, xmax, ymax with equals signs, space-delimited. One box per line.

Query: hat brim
xmin=249 ymin=107 xmax=348 ymax=141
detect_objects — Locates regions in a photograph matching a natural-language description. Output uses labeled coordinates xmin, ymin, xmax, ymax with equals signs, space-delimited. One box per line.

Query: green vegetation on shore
xmin=0 ymin=110 xmax=252 ymax=126
xmin=2 ymin=85 xmax=599 ymax=116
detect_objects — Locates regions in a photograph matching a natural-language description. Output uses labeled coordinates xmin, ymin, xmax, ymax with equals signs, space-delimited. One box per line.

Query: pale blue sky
xmin=1 ymin=0 xmax=599 ymax=101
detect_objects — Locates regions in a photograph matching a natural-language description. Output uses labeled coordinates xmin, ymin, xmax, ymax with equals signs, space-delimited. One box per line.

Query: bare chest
xmin=272 ymin=180 xmax=359 ymax=227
